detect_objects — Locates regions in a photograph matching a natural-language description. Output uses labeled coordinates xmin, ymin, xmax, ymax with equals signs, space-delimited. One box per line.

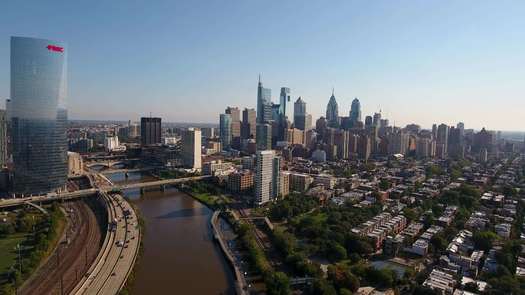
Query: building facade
xmin=140 ymin=117 xmax=162 ymax=146
xmin=181 ymin=128 xmax=202 ymax=170
xmin=10 ymin=36 xmax=68 ymax=194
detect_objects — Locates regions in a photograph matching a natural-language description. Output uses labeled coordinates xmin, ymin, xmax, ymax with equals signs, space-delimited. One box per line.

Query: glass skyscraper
xmin=10 ymin=36 xmax=68 ymax=195
xmin=256 ymin=77 xmax=272 ymax=124
xmin=219 ymin=113 xmax=232 ymax=150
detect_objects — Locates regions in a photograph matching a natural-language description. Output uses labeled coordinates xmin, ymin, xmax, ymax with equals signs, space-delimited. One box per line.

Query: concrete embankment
xmin=210 ymin=211 xmax=247 ymax=295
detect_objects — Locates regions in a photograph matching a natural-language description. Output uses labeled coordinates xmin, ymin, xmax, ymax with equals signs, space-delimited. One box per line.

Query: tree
xmin=265 ymin=272 xmax=291 ymax=295
xmin=327 ymin=265 xmax=360 ymax=292
xmin=473 ymin=231 xmax=498 ymax=251
xmin=327 ymin=242 xmax=347 ymax=262
xmin=430 ymin=234 xmax=448 ymax=254
xmin=310 ymin=278 xmax=337 ymax=295
xmin=379 ymin=179 xmax=391 ymax=190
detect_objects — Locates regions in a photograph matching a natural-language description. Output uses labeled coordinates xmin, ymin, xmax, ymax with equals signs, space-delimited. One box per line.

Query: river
xmin=107 ymin=171 xmax=235 ymax=295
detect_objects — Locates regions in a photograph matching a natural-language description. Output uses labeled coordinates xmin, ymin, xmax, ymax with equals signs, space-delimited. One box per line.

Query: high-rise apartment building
xmin=181 ymin=128 xmax=202 ymax=170
xmin=255 ymin=150 xmax=276 ymax=205
xmin=10 ymin=36 xmax=68 ymax=194
xmin=141 ymin=117 xmax=162 ymax=146
xmin=219 ymin=113 xmax=232 ymax=150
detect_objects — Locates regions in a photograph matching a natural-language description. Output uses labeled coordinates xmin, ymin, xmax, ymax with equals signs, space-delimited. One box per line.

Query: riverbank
xmin=210 ymin=211 xmax=247 ymax=295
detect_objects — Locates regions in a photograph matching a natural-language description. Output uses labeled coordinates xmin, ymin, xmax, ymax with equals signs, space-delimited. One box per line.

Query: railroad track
xmin=19 ymin=200 xmax=103 ymax=295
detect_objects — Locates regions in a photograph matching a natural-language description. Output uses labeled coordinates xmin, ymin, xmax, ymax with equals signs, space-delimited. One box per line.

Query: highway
xmin=74 ymin=192 xmax=140 ymax=295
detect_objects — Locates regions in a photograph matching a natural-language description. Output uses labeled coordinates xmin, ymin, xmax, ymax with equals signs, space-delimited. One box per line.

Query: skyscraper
xmin=436 ymin=123 xmax=449 ymax=155
xmin=10 ymin=36 xmax=68 ymax=194
xmin=349 ymin=98 xmax=362 ymax=125
xmin=326 ymin=90 xmax=339 ymax=128
xmin=256 ymin=76 xmax=272 ymax=124
xmin=219 ymin=113 xmax=232 ymax=150
xmin=279 ymin=87 xmax=292 ymax=122
xmin=294 ymin=97 xmax=307 ymax=130
xmin=373 ymin=112 xmax=381 ymax=127
xmin=141 ymin=117 xmax=162 ymax=146
xmin=225 ymin=106 xmax=241 ymax=149
xmin=256 ymin=123 xmax=272 ymax=150
xmin=241 ymin=108 xmax=256 ymax=140
xmin=0 ymin=110 xmax=7 ymax=168
xmin=181 ymin=128 xmax=202 ymax=170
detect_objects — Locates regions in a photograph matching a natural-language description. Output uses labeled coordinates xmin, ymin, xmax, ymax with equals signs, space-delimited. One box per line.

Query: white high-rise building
xmin=181 ymin=128 xmax=202 ymax=170
xmin=255 ymin=150 xmax=275 ymax=205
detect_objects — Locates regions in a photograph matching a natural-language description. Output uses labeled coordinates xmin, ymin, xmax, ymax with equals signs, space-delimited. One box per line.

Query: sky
xmin=1 ymin=0 xmax=524 ymax=131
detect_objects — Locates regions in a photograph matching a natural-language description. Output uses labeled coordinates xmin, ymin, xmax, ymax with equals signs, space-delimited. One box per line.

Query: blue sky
xmin=1 ymin=0 xmax=524 ymax=131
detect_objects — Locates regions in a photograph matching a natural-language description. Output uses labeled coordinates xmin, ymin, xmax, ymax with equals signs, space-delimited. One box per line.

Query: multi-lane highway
xmin=73 ymin=192 xmax=140 ymax=295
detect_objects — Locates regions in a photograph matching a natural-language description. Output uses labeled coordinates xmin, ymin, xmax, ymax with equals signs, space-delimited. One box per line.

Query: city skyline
xmin=1 ymin=1 xmax=525 ymax=131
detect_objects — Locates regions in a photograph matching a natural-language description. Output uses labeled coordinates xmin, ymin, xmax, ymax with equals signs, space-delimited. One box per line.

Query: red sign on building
xmin=46 ymin=45 xmax=64 ymax=53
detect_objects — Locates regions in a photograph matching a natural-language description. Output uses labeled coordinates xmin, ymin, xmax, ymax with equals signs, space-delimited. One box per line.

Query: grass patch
xmin=0 ymin=233 xmax=26 ymax=275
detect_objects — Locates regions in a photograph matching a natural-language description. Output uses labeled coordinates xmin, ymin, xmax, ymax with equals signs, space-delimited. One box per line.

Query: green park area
xmin=0 ymin=205 xmax=65 ymax=294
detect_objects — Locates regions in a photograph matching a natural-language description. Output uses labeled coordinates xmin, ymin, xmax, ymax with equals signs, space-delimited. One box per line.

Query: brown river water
xmin=107 ymin=171 xmax=235 ymax=295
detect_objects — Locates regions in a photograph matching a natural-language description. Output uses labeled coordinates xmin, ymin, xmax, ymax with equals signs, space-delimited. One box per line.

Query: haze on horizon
xmin=0 ymin=0 xmax=524 ymax=132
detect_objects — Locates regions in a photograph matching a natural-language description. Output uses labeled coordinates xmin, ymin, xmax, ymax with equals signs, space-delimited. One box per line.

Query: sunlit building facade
xmin=10 ymin=36 xmax=68 ymax=194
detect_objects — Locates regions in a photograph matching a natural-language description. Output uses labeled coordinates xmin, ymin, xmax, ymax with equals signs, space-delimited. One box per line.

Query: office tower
xmin=448 ymin=126 xmax=464 ymax=158
xmin=256 ymin=76 xmax=272 ymax=124
xmin=219 ymin=113 xmax=232 ymax=150
xmin=326 ymin=90 xmax=339 ymax=127
xmin=0 ymin=110 xmax=6 ymax=167
xmin=128 ymin=122 xmax=140 ymax=138
xmin=305 ymin=114 xmax=312 ymax=131
xmin=380 ymin=119 xmax=389 ymax=128
xmin=225 ymin=106 xmax=240 ymax=122
xmin=349 ymin=98 xmax=362 ymax=124
xmin=225 ymin=106 xmax=241 ymax=148
xmin=9 ymin=37 xmax=68 ymax=194
xmin=293 ymin=97 xmax=307 ymax=130
xmin=373 ymin=112 xmax=381 ymax=127
xmin=241 ymin=108 xmax=256 ymax=139
xmin=256 ymin=123 xmax=272 ymax=150
xmin=286 ymin=128 xmax=304 ymax=145
xmin=432 ymin=124 xmax=438 ymax=139
xmin=365 ymin=116 xmax=373 ymax=128
xmin=181 ymin=128 xmax=202 ymax=170
xmin=255 ymin=150 xmax=275 ymax=205
xmin=473 ymin=128 xmax=494 ymax=153
xmin=141 ymin=117 xmax=162 ymax=146
xmin=201 ymin=127 xmax=215 ymax=139
xmin=271 ymin=103 xmax=281 ymax=122
xmin=279 ymin=87 xmax=292 ymax=122
xmin=436 ymin=124 xmax=449 ymax=154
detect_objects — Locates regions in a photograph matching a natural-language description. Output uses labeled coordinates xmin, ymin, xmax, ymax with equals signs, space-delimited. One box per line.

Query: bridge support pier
xmin=160 ymin=185 xmax=165 ymax=192
xmin=140 ymin=187 xmax=145 ymax=196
